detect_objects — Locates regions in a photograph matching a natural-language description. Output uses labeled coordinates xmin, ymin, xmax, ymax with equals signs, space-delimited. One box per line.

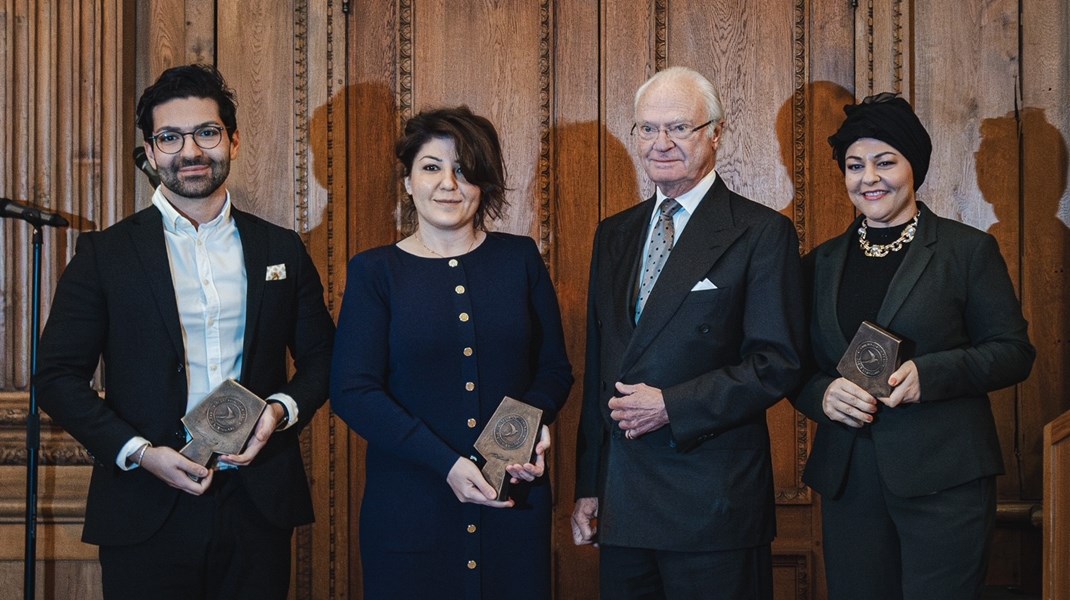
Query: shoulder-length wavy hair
xmin=395 ymin=106 xmax=509 ymax=233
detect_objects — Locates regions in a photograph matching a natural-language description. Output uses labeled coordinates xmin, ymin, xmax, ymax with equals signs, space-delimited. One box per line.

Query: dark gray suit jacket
xmin=36 ymin=204 xmax=335 ymax=546
xmin=576 ymin=177 xmax=806 ymax=551
xmin=794 ymin=202 xmax=1035 ymax=498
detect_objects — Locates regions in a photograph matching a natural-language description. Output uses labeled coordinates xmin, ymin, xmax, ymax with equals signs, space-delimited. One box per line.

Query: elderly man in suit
xmin=572 ymin=66 xmax=806 ymax=599
xmin=35 ymin=64 xmax=334 ymax=600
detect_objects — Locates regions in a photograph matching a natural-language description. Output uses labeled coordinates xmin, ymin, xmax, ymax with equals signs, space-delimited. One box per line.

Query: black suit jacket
xmin=576 ymin=177 xmax=806 ymax=551
xmin=36 ymin=204 xmax=335 ymax=545
xmin=794 ymin=202 xmax=1034 ymax=498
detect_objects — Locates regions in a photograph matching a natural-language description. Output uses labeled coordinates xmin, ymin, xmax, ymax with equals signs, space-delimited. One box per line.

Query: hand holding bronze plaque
xmin=474 ymin=397 xmax=543 ymax=501
xmin=837 ymin=321 xmax=910 ymax=397
xmin=179 ymin=379 xmax=267 ymax=477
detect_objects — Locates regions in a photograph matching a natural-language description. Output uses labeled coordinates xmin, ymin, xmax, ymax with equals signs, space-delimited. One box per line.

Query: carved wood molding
xmin=654 ymin=0 xmax=667 ymax=71
xmin=774 ymin=0 xmax=812 ymax=505
xmin=398 ymin=0 xmax=414 ymax=126
xmin=773 ymin=550 xmax=812 ymax=600
xmin=776 ymin=408 xmax=813 ymax=504
xmin=0 ymin=394 xmax=93 ymax=466
xmin=537 ymin=0 xmax=553 ymax=263
xmin=863 ymin=0 xmax=875 ymax=95
xmin=322 ymin=2 xmax=342 ymax=597
xmin=292 ymin=2 xmax=315 ymax=597
xmin=791 ymin=0 xmax=808 ymax=251
xmin=295 ymin=0 xmax=312 ymax=241
xmin=891 ymin=0 xmax=904 ymax=94
xmin=859 ymin=0 xmax=907 ymax=97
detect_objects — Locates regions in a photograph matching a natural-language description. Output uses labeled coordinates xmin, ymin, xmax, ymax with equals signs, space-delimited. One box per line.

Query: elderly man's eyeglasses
xmin=631 ymin=120 xmax=715 ymax=141
xmin=148 ymin=125 xmax=225 ymax=154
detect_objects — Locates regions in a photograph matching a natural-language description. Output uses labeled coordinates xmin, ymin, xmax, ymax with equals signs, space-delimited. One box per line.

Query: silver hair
xmin=633 ymin=66 xmax=724 ymax=138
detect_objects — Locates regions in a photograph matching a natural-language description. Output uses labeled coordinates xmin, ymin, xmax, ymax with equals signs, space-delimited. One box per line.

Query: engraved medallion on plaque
xmin=180 ymin=379 xmax=267 ymax=475
xmin=473 ymin=397 xmax=543 ymax=501
xmin=837 ymin=321 xmax=909 ymax=397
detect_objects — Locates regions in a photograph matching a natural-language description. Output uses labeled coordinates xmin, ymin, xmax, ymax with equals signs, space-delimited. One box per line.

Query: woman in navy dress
xmin=330 ymin=106 xmax=573 ymax=599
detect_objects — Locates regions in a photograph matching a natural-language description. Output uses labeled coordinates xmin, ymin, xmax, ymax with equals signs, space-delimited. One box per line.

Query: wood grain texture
xmin=1044 ymin=410 xmax=1070 ymax=600
xmin=549 ymin=1 xmax=602 ymax=596
xmin=670 ymin=0 xmax=797 ymax=212
xmin=217 ymin=0 xmax=296 ymax=228
xmin=911 ymin=0 xmax=1027 ymax=520
xmin=1020 ymin=0 xmax=1070 ymax=508
xmin=3 ymin=0 xmax=1070 ymax=598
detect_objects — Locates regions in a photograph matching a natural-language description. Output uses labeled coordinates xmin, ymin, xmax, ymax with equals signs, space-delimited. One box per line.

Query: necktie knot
xmin=658 ymin=199 xmax=681 ymax=251
xmin=659 ymin=198 xmax=681 ymax=220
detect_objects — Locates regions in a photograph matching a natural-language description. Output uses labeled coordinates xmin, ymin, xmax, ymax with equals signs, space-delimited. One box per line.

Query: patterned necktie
xmin=635 ymin=198 xmax=681 ymax=322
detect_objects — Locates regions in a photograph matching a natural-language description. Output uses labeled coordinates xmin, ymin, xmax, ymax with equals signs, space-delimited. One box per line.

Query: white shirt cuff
xmin=266 ymin=392 xmax=298 ymax=430
xmin=117 ymin=436 xmax=152 ymax=471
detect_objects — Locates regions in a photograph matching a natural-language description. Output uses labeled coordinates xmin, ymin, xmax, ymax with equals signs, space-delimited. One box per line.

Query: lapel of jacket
xmin=877 ymin=202 xmax=936 ymax=326
xmin=127 ymin=206 xmax=185 ymax=360
xmin=813 ymin=219 xmax=856 ymax=353
xmin=233 ymin=208 xmax=267 ymax=382
xmin=620 ymin=178 xmax=744 ymax=374
xmin=603 ymin=196 xmax=654 ymax=340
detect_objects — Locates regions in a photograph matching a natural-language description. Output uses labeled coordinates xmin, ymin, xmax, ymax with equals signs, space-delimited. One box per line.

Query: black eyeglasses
xmin=631 ymin=119 xmax=715 ymax=141
xmin=148 ymin=125 xmax=225 ymax=154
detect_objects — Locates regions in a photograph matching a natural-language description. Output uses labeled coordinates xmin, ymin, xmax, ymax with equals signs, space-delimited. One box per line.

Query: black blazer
xmin=36 ymin=205 xmax=335 ymax=545
xmin=794 ymin=202 xmax=1034 ymax=498
xmin=576 ymin=177 xmax=806 ymax=551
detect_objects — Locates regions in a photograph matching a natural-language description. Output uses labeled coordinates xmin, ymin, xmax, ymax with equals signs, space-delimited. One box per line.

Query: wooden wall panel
xmin=670 ymin=0 xmax=797 ymax=210
xmin=550 ymin=1 xmax=602 ymax=596
xmin=601 ymin=0 xmax=653 ymax=218
xmin=900 ymin=0 xmax=1027 ymax=527
xmin=0 ymin=0 xmax=132 ymax=596
xmin=1043 ymin=409 xmax=1070 ymax=600
xmin=3 ymin=0 xmax=1068 ymax=598
xmin=1020 ymin=0 xmax=1070 ymax=501
xmin=133 ymin=0 xmax=216 ymax=209
xmin=217 ymin=1 xmax=297 ymax=228
xmin=409 ymin=1 xmax=546 ymax=238
xmin=342 ymin=1 xmax=402 ymax=594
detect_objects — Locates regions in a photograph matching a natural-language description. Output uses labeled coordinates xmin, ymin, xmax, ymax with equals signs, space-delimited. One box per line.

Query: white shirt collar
xmin=152 ymin=188 xmax=233 ymax=234
xmin=654 ymin=169 xmax=718 ymax=217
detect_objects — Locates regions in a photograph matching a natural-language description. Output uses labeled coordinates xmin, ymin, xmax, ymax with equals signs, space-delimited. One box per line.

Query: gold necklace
xmin=858 ymin=211 xmax=919 ymax=258
xmin=414 ymin=230 xmax=479 ymax=258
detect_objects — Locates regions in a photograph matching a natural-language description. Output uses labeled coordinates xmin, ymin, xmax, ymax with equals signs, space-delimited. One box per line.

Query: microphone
xmin=0 ymin=198 xmax=69 ymax=228
xmin=132 ymin=146 xmax=161 ymax=188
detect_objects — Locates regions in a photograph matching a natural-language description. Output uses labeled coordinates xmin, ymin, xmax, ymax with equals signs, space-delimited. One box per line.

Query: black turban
xmin=827 ymin=92 xmax=933 ymax=191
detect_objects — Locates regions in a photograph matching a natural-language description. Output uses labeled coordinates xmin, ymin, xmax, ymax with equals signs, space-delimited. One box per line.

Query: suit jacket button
xmin=176 ymin=364 xmax=184 ymax=373
xmin=697 ymin=324 xmax=711 ymax=334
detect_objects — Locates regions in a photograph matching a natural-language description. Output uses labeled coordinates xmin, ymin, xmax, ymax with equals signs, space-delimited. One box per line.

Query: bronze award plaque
xmin=837 ymin=321 xmax=907 ymax=397
xmin=180 ymin=379 xmax=267 ymax=476
xmin=473 ymin=396 xmax=543 ymax=501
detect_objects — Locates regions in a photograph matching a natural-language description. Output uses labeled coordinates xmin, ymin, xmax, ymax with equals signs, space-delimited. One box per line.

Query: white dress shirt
xmin=117 ymin=190 xmax=297 ymax=469
xmin=636 ymin=169 xmax=719 ymax=289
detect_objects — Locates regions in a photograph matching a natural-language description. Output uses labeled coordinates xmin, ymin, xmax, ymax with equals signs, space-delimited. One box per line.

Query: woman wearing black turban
xmin=791 ymin=93 xmax=1035 ymax=599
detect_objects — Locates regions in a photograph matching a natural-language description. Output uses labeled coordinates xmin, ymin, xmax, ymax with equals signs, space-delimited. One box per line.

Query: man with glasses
xmin=572 ymin=66 xmax=805 ymax=599
xmin=36 ymin=64 xmax=335 ymax=599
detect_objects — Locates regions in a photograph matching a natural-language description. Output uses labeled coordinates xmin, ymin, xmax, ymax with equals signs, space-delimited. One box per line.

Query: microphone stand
xmin=24 ymin=225 xmax=43 ymax=600
xmin=2 ymin=199 xmax=68 ymax=600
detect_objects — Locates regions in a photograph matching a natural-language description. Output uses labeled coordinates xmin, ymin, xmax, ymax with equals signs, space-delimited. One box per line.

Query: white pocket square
xmin=691 ymin=278 xmax=718 ymax=291
xmin=265 ymin=264 xmax=287 ymax=281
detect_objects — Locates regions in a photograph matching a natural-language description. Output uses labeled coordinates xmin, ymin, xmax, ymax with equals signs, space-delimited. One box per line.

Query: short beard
xmin=157 ymin=157 xmax=231 ymax=199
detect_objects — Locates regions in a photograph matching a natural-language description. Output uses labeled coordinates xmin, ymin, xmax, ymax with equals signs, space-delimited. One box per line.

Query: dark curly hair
xmin=136 ymin=64 xmax=238 ymax=141
xmin=395 ymin=106 xmax=508 ymax=232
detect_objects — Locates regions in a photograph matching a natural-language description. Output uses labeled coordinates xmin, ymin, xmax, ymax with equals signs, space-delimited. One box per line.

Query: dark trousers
xmin=599 ymin=543 xmax=773 ymax=600
xmin=822 ymin=436 xmax=996 ymax=600
xmin=98 ymin=471 xmax=293 ymax=600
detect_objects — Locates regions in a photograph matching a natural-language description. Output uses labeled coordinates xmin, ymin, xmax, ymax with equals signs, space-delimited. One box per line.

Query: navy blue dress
xmin=331 ymin=232 xmax=573 ymax=600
